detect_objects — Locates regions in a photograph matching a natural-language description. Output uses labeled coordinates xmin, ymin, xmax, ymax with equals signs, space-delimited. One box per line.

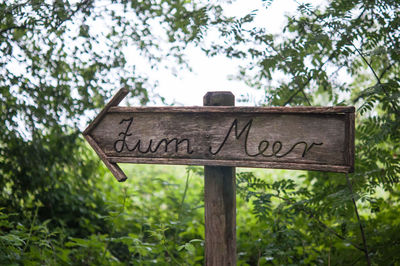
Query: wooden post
xmin=203 ymin=91 xmax=236 ymax=266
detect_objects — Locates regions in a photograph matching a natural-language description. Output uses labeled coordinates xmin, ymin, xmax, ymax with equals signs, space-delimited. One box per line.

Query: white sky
xmin=79 ymin=0 xmax=307 ymax=132
xmin=148 ymin=0 xmax=301 ymax=106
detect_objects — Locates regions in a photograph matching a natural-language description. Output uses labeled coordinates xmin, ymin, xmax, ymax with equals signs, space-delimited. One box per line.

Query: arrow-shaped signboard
xmin=83 ymin=88 xmax=355 ymax=181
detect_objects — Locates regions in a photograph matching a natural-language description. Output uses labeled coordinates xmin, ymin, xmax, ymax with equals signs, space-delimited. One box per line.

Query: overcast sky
xmin=147 ymin=0 xmax=302 ymax=106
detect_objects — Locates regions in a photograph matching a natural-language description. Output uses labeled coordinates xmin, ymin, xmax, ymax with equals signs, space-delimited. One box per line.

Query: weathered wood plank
xmin=89 ymin=108 xmax=354 ymax=172
xmin=107 ymin=157 xmax=351 ymax=173
xmin=109 ymin=105 xmax=355 ymax=114
xmin=83 ymin=88 xmax=129 ymax=135
xmin=347 ymin=112 xmax=355 ymax=172
xmin=84 ymin=134 xmax=127 ymax=181
xmin=203 ymin=91 xmax=236 ymax=266
xmin=204 ymin=166 xmax=236 ymax=266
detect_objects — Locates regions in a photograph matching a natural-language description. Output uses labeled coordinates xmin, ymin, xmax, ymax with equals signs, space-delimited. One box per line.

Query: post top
xmin=203 ymin=91 xmax=235 ymax=106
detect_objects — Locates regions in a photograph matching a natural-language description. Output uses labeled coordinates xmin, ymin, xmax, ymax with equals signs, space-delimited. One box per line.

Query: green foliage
xmin=1 ymin=0 xmax=399 ymax=265
xmin=0 ymin=208 xmax=65 ymax=265
xmin=0 ymin=164 xmax=207 ymax=265
xmin=0 ymin=0 xmax=229 ymax=263
xmin=236 ymin=171 xmax=400 ymax=265
xmin=0 ymin=1 xmax=222 ymax=264
xmin=212 ymin=1 xmax=399 ymax=264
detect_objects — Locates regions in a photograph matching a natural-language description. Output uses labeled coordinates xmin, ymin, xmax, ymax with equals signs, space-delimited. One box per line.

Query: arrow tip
xmin=107 ymin=162 xmax=128 ymax=182
xmin=84 ymin=134 xmax=128 ymax=182
xmin=83 ymin=88 xmax=131 ymax=182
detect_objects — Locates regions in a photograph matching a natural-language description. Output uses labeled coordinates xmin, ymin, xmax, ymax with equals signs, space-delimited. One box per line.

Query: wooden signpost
xmin=83 ymin=88 xmax=355 ymax=265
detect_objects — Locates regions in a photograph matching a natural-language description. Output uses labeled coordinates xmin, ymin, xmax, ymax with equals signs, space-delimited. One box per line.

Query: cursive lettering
xmin=209 ymin=119 xmax=323 ymax=158
xmin=114 ymin=117 xmax=194 ymax=154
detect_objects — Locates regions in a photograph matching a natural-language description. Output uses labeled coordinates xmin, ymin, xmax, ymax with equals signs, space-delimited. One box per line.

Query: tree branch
xmin=350 ymin=41 xmax=381 ymax=84
xmin=351 ymin=42 xmax=399 ymax=113
xmin=345 ymin=174 xmax=372 ymax=266
xmin=272 ymin=194 xmax=366 ymax=253
xmin=301 ymin=87 xmax=312 ymax=106
xmin=283 ymin=52 xmax=335 ymax=106
xmin=378 ymin=63 xmax=394 ymax=80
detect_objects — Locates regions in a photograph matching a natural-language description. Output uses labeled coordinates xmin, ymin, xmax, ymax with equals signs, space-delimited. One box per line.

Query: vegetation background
xmin=1 ymin=0 xmax=399 ymax=265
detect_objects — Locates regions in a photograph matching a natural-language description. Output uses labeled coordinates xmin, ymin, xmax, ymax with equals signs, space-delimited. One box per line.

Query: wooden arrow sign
xmin=83 ymin=88 xmax=355 ymax=182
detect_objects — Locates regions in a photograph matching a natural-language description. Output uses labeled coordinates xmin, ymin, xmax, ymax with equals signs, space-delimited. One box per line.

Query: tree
xmin=216 ymin=0 xmax=399 ymax=264
xmin=0 ymin=0 xmax=232 ymax=264
xmin=1 ymin=0 xmax=399 ymax=264
xmin=0 ymin=0 xmax=230 ymax=242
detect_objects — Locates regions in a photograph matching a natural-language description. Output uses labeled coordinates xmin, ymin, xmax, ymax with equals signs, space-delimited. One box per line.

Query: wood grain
xmin=107 ymin=157 xmax=351 ymax=173
xmin=88 ymin=106 xmax=355 ymax=172
xmin=348 ymin=112 xmax=355 ymax=172
xmin=83 ymin=88 xmax=129 ymax=135
xmin=109 ymin=105 xmax=355 ymax=114
xmin=203 ymin=91 xmax=236 ymax=266
xmin=83 ymin=88 xmax=130 ymax=182
xmin=204 ymin=166 xmax=236 ymax=266
xmin=84 ymin=134 xmax=127 ymax=182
